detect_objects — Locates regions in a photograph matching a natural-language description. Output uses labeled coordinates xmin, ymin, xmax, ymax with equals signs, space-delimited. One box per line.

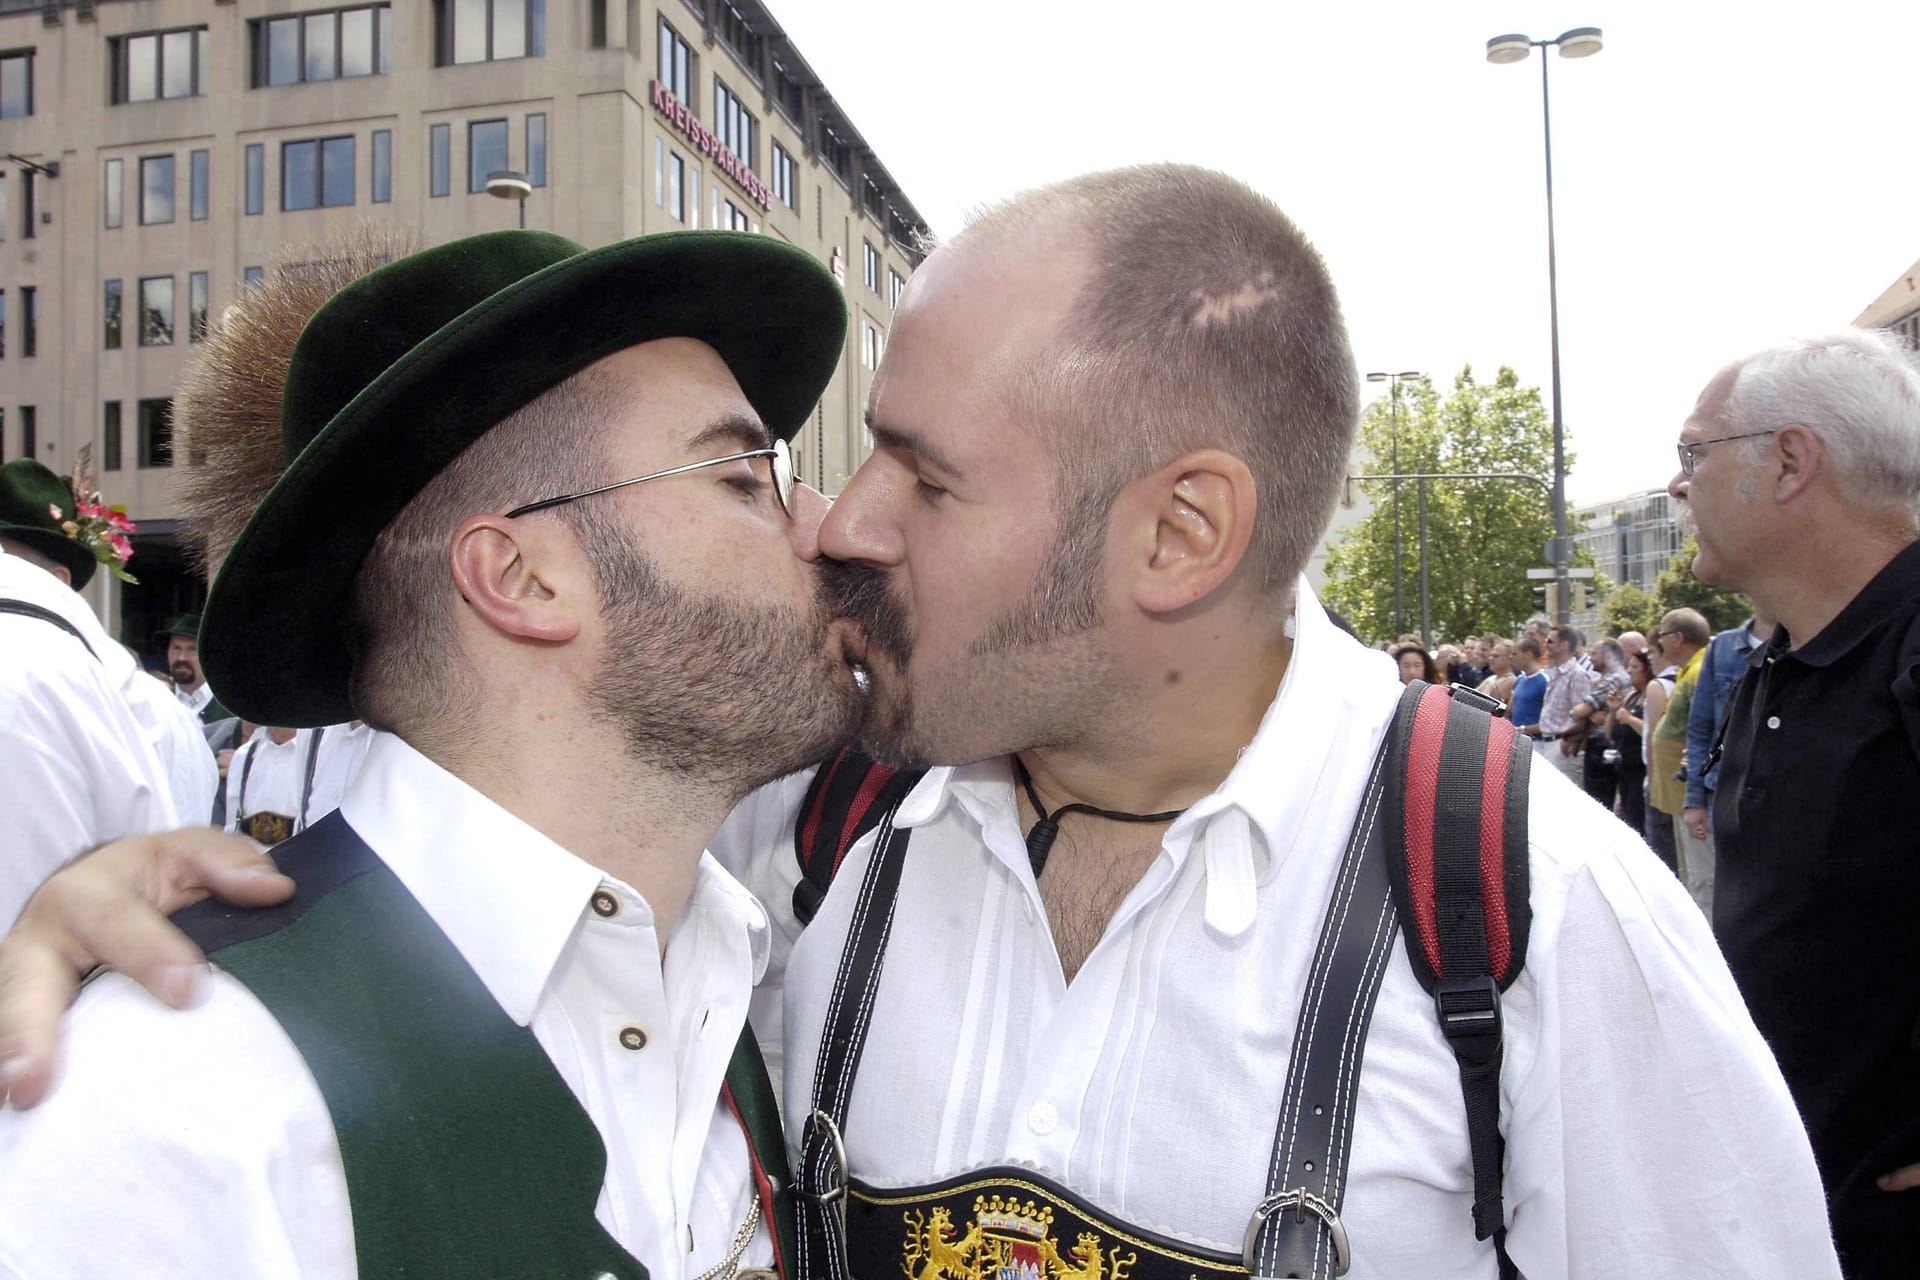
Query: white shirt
xmin=175 ymin=679 xmax=215 ymax=717
xmin=0 ymin=732 xmax=775 ymax=1279
xmin=221 ymin=723 xmax=373 ymax=836
xmin=0 ymin=550 xmax=196 ymax=928
xmin=717 ymin=581 xmax=1839 ymax=1280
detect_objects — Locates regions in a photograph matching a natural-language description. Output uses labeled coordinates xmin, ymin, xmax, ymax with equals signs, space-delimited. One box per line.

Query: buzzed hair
xmin=1658 ymin=608 xmax=1711 ymax=647
xmin=965 ymin=164 xmax=1359 ymax=596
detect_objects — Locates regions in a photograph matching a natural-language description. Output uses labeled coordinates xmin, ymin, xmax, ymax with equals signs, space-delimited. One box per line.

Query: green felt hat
xmin=163 ymin=612 xmax=202 ymax=640
xmin=201 ymin=229 xmax=847 ymax=727
xmin=0 ymin=459 xmax=95 ymax=590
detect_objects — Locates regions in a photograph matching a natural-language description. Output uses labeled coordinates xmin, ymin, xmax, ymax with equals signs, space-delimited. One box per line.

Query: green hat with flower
xmin=0 ymin=455 xmax=138 ymax=590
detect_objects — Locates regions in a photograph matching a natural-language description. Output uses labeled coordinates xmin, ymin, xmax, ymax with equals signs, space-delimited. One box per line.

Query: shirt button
xmin=618 ymin=1025 xmax=648 ymax=1051
xmin=1026 ymin=1099 xmax=1058 ymax=1135
xmin=1766 ymin=715 xmax=1781 ymax=729
xmin=591 ymin=890 xmax=620 ymax=918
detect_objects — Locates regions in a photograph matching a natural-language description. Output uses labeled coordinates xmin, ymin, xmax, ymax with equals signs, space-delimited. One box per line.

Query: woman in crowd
xmin=1608 ymin=648 xmax=1655 ymax=840
xmin=1392 ymin=644 xmax=1437 ymax=686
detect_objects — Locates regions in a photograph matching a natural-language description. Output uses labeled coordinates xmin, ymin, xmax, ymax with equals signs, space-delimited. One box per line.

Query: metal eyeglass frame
xmin=1676 ymin=429 xmax=1778 ymax=477
xmin=504 ymin=439 xmax=794 ymax=519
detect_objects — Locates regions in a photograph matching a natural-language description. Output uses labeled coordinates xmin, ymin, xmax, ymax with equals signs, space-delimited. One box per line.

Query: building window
xmin=138 ymin=276 xmax=175 ymax=347
xmin=139 ymin=155 xmax=176 ymax=225
xmin=0 ymin=50 xmax=30 ymax=119
xmin=244 ymin=144 xmax=264 ymax=216
xmin=430 ymin=124 xmax=451 ymax=198
xmin=437 ymin=0 xmax=546 ymax=66
xmin=103 ymin=279 xmax=123 ymax=350
xmin=666 ymin=150 xmax=685 ymax=223
xmin=113 ymin=26 xmax=209 ymax=103
xmin=0 ymin=289 xmax=6 ymax=356
xmin=714 ymin=81 xmax=755 ymax=168
xmin=889 ymin=268 xmax=905 ymax=309
xmin=818 ymin=120 xmax=852 ymax=188
xmin=771 ymin=143 xmax=796 ymax=210
xmin=282 ymin=136 xmax=356 ymax=211
xmin=772 ymin=59 xmax=804 ymax=125
xmin=863 ymin=241 xmax=880 ymax=293
xmin=19 ymin=406 xmax=34 ymax=460
xmin=256 ymin=6 xmax=391 ymax=87
xmin=189 ymin=272 xmax=209 ymax=343
xmin=20 ymin=286 xmax=34 ymax=358
xmin=104 ymin=158 xmax=124 ymax=229
xmin=103 ymin=402 xmax=123 ymax=472
xmin=244 ymin=266 xmax=265 ymax=288
xmin=717 ymin=195 xmax=750 ymax=232
xmin=653 ymin=138 xmax=663 ymax=207
xmin=370 ymin=130 xmax=392 ymax=203
xmin=468 ymin=119 xmax=507 ymax=194
xmin=861 ymin=320 xmax=882 ymax=371
xmin=0 ymin=173 xmax=6 ymax=242
xmin=190 ymin=149 xmax=210 ymax=221
xmin=526 ymin=114 xmax=547 ymax=188
xmin=658 ymin=20 xmax=692 ymax=104
xmin=138 ymin=398 xmax=174 ymax=469
xmin=19 ymin=169 xmax=31 ymax=240
xmin=715 ymin=2 xmax=763 ymax=70
xmin=589 ymin=0 xmax=607 ymax=48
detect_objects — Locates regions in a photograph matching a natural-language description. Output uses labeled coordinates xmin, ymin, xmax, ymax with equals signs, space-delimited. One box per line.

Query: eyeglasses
xmin=505 ymin=439 xmax=794 ymax=520
xmin=1675 ymin=429 xmax=1778 ymax=477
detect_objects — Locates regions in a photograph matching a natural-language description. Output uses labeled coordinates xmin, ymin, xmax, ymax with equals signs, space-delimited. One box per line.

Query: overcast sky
xmin=762 ymin=0 xmax=1920 ymax=505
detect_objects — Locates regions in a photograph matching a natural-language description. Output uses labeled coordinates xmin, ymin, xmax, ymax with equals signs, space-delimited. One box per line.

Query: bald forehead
xmin=1687 ymin=362 xmax=1742 ymax=430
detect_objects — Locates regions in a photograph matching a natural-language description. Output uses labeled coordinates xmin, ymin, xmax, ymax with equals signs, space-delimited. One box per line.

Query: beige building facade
xmin=0 ymin=0 xmax=927 ymax=644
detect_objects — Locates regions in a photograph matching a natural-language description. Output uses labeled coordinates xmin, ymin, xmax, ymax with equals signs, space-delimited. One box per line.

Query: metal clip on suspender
xmin=798 ymin=1109 xmax=849 ymax=1239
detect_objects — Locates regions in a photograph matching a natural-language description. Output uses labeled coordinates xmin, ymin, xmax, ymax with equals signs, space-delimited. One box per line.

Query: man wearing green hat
xmin=0 ymin=458 xmax=216 ymax=927
xmin=161 ymin=613 xmax=232 ymax=725
xmin=0 ymin=228 xmax=865 ymax=1278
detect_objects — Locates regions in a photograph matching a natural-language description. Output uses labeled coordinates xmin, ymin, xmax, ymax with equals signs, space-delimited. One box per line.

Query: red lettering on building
xmin=649 ymin=79 xmax=774 ymax=213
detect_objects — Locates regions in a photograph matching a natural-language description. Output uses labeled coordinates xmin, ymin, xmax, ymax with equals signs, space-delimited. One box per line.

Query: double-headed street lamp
xmin=1365 ymin=370 xmax=1423 ymax=637
xmin=1486 ymin=26 xmax=1602 ymax=625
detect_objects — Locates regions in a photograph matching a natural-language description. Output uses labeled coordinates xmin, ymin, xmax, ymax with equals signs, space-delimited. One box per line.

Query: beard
xmin=1674 ymin=499 xmax=1699 ymax=540
xmin=170 ymin=662 xmax=199 ymax=687
xmin=816 ymin=513 xmax=1116 ymax=772
xmin=584 ymin=525 xmax=860 ymax=797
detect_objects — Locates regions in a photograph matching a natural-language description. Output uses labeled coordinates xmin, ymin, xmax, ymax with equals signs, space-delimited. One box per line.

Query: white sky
xmin=761 ymin=0 xmax=1920 ymax=505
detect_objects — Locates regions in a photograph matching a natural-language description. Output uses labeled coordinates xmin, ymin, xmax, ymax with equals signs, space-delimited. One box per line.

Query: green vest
xmin=175 ymin=811 xmax=796 ymax=1280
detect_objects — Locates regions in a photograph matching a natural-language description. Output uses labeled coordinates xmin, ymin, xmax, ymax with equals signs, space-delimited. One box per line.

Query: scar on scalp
xmin=1186 ymin=269 xmax=1281 ymax=328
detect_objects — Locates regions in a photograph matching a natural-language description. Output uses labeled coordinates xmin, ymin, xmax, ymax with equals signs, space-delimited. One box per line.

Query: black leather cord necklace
xmin=1013 ymin=756 xmax=1188 ymax=879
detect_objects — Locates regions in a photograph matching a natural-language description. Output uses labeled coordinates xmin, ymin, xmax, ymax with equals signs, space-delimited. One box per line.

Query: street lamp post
xmin=1365 ymin=370 xmax=1424 ymax=638
xmin=485 ymin=169 xmax=532 ymax=228
xmin=1487 ymin=26 xmax=1602 ymax=625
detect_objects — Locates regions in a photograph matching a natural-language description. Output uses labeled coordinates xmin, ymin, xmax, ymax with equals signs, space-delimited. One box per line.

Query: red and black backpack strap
xmin=792 ymin=742 xmax=929 ymax=926
xmin=1382 ymin=680 xmax=1531 ymax=1278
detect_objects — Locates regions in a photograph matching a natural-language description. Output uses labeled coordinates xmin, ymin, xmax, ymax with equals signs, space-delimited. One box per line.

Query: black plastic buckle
xmin=1434 ymin=975 xmax=1503 ymax=1062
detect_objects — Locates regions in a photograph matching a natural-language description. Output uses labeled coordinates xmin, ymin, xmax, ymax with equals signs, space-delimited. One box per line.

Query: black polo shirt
xmin=1713 ymin=538 xmax=1920 ymax=1275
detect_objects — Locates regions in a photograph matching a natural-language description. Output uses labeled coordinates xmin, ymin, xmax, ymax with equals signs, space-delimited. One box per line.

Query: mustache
xmin=818 ymin=558 xmax=913 ymax=661
xmin=1674 ymin=499 xmax=1699 ymax=539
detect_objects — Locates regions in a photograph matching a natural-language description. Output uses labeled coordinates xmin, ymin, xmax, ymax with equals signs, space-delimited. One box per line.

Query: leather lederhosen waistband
xmin=846 ymin=1167 xmax=1243 ymax=1280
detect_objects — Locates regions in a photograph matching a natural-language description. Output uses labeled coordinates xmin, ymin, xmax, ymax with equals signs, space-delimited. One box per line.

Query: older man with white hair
xmin=1672 ymin=328 xmax=1920 ymax=1279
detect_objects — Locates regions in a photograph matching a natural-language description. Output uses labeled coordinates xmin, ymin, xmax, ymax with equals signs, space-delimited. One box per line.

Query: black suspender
xmin=0 ymin=598 xmax=100 ymax=660
xmin=236 ymin=726 xmax=328 ymax=835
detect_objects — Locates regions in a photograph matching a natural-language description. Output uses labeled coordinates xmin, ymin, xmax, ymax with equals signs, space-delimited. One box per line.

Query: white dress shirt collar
xmin=889 ymin=580 xmax=1399 ymax=939
xmin=339 ymin=732 xmax=769 ymax=1027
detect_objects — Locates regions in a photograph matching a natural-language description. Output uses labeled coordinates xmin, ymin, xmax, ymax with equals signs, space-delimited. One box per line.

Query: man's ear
xmin=1773 ymin=424 xmax=1823 ymax=504
xmin=1125 ymin=449 xmax=1259 ymax=615
xmin=447 ymin=514 xmax=581 ymax=643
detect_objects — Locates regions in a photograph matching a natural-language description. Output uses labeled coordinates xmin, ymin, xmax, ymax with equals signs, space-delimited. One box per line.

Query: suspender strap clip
xmin=1244 ymin=1189 xmax=1350 ymax=1277
xmin=798 ymin=1108 xmax=849 ymax=1237
xmin=1433 ymin=974 xmax=1502 ymax=1063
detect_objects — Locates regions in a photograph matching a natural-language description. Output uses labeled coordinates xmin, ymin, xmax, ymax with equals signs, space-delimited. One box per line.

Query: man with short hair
xmin=1536 ymin=625 xmax=1592 ymax=782
xmin=1 ymin=169 xmax=1841 ymax=1278
xmin=1674 ymin=330 xmax=1920 ymax=1277
xmin=0 ymin=229 xmax=861 ymax=1276
xmin=1618 ymin=630 xmax=1648 ymax=661
xmin=1647 ymin=609 xmax=1712 ymax=912
xmin=1578 ymin=638 xmax=1630 ymax=809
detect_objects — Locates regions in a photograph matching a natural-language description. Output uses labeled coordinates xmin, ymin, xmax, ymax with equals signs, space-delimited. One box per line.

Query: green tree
xmin=1323 ymin=365 xmax=1561 ymax=645
xmin=1652 ymin=537 xmax=1749 ymax=632
xmin=1599 ymin=581 xmax=1660 ymax=638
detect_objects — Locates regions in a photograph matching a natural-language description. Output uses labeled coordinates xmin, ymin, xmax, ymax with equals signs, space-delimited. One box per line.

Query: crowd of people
xmin=1388 ymin=612 xmax=1750 ymax=913
xmin=0 ymin=167 xmax=1913 ymax=1280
